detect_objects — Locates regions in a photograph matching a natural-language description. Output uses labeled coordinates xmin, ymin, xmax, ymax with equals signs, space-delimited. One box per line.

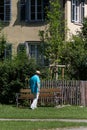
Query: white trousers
xmin=30 ymin=93 xmax=39 ymax=109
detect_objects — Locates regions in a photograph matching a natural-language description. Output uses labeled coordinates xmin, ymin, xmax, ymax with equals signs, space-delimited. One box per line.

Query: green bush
xmin=60 ymin=18 xmax=87 ymax=80
xmin=0 ymin=52 xmax=39 ymax=104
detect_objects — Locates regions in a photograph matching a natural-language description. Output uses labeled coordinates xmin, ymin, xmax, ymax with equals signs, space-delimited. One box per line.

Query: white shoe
xmin=30 ymin=106 xmax=37 ymax=110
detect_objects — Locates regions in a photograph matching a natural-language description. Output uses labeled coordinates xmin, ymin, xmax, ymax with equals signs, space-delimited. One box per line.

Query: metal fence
xmin=41 ymin=80 xmax=87 ymax=106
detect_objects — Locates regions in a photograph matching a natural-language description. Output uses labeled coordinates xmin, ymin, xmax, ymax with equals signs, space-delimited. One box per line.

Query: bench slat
xmin=20 ymin=88 xmax=61 ymax=92
xmin=16 ymin=88 xmax=62 ymax=107
xmin=20 ymin=89 xmax=31 ymax=93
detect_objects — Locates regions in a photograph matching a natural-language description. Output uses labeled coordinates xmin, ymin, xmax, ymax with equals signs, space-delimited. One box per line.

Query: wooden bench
xmin=16 ymin=88 xmax=62 ymax=107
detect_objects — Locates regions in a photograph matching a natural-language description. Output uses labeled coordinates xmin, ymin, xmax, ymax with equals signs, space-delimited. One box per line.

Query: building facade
xmin=65 ymin=0 xmax=87 ymax=40
xmin=0 ymin=0 xmax=87 ymax=63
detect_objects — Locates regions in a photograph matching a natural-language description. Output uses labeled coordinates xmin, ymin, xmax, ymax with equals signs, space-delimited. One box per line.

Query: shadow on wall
xmin=13 ymin=1 xmax=47 ymax=27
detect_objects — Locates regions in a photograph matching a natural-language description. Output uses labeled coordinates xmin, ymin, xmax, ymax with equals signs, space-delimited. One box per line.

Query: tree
xmin=81 ymin=17 xmax=87 ymax=40
xmin=80 ymin=17 xmax=87 ymax=50
xmin=0 ymin=22 xmax=12 ymax=61
xmin=39 ymin=0 xmax=65 ymax=65
xmin=0 ymin=33 xmax=6 ymax=61
xmin=61 ymin=18 xmax=87 ymax=80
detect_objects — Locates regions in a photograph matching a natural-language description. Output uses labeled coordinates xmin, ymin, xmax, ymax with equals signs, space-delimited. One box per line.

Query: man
xmin=29 ymin=70 xmax=41 ymax=109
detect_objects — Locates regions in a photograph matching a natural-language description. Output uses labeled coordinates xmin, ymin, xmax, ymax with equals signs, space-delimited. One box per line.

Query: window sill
xmin=21 ymin=19 xmax=46 ymax=23
xmin=72 ymin=21 xmax=83 ymax=26
xmin=20 ymin=21 xmax=47 ymax=26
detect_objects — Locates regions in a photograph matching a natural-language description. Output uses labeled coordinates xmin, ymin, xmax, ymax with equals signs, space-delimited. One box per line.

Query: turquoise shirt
xmin=29 ymin=74 xmax=40 ymax=94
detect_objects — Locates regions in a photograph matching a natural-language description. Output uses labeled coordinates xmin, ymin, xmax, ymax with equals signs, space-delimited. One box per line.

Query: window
xmin=20 ymin=0 xmax=49 ymax=22
xmin=17 ymin=42 xmax=49 ymax=66
xmin=4 ymin=43 xmax=12 ymax=59
xmin=71 ymin=0 xmax=85 ymax=23
xmin=29 ymin=42 xmax=43 ymax=64
xmin=0 ymin=43 xmax=12 ymax=61
xmin=0 ymin=0 xmax=11 ymax=22
xmin=18 ymin=42 xmax=44 ymax=64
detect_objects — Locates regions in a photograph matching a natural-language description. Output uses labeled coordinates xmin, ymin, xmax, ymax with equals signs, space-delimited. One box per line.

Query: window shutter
xmin=25 ymin=0 xmax=29 ymax=21
xmin=20 ymin=0 xmax=26 ymax=21
xmin=81 ymin=0 xmax=85 ymax=23
xmin=71 ymin=0 xmax=75 ymax=22
xmin=4 ymin=0 xmax=11 ymax=22
xmin=43 ymin=0 xmax=49 ymax=20
xmin=20 ymin=0 xmax=29 ymax=21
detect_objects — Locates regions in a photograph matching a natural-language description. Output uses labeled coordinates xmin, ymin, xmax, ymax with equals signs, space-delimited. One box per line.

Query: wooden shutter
xmin=71 ymin=0 xmax=75 ymax=22
xmin=43 ymin=0 xmax=49 ymax=20
xmin=20 ymin=0 xmax=29 ymax=21
xmin=4 ymin=0 xmax=11 ymax=22
xmin=81 ymin=0 xmax=85 ymax=23
xmin=25 ymin=0 xmax=29 ymax=21
xmin=20 ymin=0 xmax=26 ymax=21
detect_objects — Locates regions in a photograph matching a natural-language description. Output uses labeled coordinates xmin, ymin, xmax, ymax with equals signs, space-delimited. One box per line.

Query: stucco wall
xmin=2 ymin=0 xmax=45 ymax=54
xmin=65 ymin=0 xmax=87 ymax=40
xmin=2 ymin=0 xmax=87 ymax=53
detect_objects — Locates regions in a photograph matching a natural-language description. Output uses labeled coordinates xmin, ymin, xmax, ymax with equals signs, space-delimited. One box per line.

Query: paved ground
xmin=1 ymin=118 xmax=87 ymax=122
xmin=38 ymin=128 xmax=87 ymax=130
xmin=39 ymin=127 xmax=87 ymax=130
xmin=54 ymin=128 xmax=87 ymax=130
xmin=51 ymin=128 xmax=87 ymax=130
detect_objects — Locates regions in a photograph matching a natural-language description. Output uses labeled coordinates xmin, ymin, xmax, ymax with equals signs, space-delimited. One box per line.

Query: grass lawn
xmin=0 ymin=121 xmax=87 ymax=130
xmin=0 ymin=104 xmax=87 ymax=129
xmin=0 ymin=104 xmax=87 ymax=119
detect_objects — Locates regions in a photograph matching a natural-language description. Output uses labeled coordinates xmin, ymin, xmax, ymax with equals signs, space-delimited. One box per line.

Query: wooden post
xmin=80 ymin=81 xmax=86 ymax=106
xmin=49 ymin=64 xmax=65 ymax=80
xmin=62 ymin=67 xmax=64 ymax=79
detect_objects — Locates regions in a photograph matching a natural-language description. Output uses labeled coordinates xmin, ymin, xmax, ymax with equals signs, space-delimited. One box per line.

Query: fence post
xmin=84 ymin=81 xmax=87 ymax=106
xmin=80 ymin=81 xmax=87 ymax=106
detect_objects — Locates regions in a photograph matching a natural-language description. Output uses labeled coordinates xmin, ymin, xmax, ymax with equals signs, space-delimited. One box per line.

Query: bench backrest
xmin=16 ymin=88 xmax=62 ymax=107
xmin=20 ymin=88 xmax=61 ymax=94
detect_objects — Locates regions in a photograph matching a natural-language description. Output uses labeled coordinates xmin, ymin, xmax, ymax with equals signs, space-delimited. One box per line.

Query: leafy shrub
xmin=0 ymin=52 xmax=38 ymax=104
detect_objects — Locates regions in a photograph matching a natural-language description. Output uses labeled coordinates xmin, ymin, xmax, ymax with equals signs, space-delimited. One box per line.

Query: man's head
xmin=36 ymin=70 xmax=41 ymax=75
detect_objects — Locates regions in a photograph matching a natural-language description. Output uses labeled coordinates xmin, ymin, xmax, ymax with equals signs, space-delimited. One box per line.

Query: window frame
xmin=24 ymin=41 xmax=44 ymax=65
xmin=20 ymin=0 xmax=49 ymax=22
xmin=71 ymin=0 xmax=85 ymax=23
xmin=29 ymin=0 xmax=44 ymax=22
xmin=0 ymin=0 xmax=11 ymax=22
xmin=28 ymin=42 xmax=42 ymax=63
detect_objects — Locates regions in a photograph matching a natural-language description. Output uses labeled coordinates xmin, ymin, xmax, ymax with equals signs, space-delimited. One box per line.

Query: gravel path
xmin=38 ymin=127 xmax=87 ymax=130
xmin=0 ymin=118 xmax=87 ymax=122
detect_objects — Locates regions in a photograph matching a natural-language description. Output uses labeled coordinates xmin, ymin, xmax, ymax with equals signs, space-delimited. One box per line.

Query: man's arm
xmin=37 ymin=82 xmax=40 ymax=92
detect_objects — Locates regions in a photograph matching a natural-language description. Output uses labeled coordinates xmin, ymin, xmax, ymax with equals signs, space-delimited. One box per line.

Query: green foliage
xmin=81 ymin=17 xmax=87 ymax=41
xmin=60 ymin=18 xmax=87 ymax=80
xmin=0 ymin=22 xmax=51 ymax=104
xmin=0 ymin=49 xmax=51 ymax=104
xmin=40 ymin=67 xmax=51 ymax=80
xmin=0 ymin=51 xmax=39 ymax=104
xmin=0 ymin=34 xmax=6 ymax=61
xmin=1 ymin=105 xmax=87 ymax=119
xmin=39 ymin=0 xmax=65 ymax=64
xmin=0 ymin=25 xmax=12 ymax=61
